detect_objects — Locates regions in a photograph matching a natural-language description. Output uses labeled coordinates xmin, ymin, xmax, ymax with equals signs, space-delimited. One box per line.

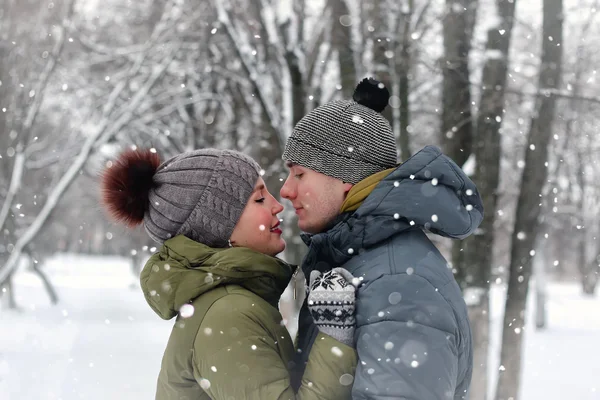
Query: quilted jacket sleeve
xmin=352 ymin=274 xmax=460 ymax=400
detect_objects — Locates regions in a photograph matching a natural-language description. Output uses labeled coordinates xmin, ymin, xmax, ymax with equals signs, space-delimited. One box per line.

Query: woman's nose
xmin=273 ymin=200 xmax=284 ymax=215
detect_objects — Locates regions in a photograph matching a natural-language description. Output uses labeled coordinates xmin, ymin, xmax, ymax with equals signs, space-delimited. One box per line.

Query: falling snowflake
xmin=180 ymin=304 xmax=195 ymax=318
xmin=352 ymin=115 xmax=364 ymax=124
xmin=388 ymin=292 xmax=402 ymax=304
xmin=200 ymin=379 xmax=211 ymax=389
xmin=339 ymin=374 xmax=354 ymax=386
xmin=331 ymin=347 xmax=344 ymax=357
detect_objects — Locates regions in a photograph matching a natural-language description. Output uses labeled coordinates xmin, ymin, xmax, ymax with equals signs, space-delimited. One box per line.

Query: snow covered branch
xmin=213 ymin=0 xmax=287 ymax=148
xmin=0 ymin=46 xmax=177 ymax=284
xmin=0 ymin=0 xmax=75 ymax=234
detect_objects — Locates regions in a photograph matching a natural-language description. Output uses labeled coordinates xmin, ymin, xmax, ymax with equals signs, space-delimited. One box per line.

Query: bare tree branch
xmin=0 ymin=0 xmax=76 ymax=234
xmin=0 ymin=52 xmax=175 ymax=284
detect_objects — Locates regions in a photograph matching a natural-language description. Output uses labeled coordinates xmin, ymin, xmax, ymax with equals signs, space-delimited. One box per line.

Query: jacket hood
xmin=302 ymin=145 xmax=484 ymax=269
xmin=140 ymin=235 xmax=295 ymax=320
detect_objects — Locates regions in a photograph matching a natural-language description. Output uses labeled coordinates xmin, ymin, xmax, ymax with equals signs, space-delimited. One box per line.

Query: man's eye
xmin=295 ymin=174 xmax=303 ymax=179
xmin=255 ymin=198 xmax=265 ymax=203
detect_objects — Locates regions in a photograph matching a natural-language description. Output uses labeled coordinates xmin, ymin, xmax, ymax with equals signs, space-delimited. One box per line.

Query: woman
xmin=101 ymin=148 xmax=357 ymax=399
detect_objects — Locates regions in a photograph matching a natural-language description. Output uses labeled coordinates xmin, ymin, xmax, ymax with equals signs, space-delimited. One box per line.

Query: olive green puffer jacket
xmin=141 ymin=235 xmax=357 ymax=400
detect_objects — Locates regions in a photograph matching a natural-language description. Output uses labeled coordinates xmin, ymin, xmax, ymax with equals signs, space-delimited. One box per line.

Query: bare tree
xmin=449 ymin=1 xmax=518 ymax=398
xmin=0 ymin=0 xmax=76 ymax=305
xmin=332 ymin=0 xmax=357 ymax=97
xmin=441 ymin=0 xmax=477 ymax=167
xmin=495 ymin=0 xmax=563 ymax=397
xmin=0 ymin=2 xmax=181 ymax=284
xmin=367 ymin=0 xmax=434 ymax=159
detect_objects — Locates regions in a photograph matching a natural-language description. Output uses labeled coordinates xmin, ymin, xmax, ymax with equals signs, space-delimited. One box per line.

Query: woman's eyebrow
xmin=252 ymin=184 xmax=265 ymax=193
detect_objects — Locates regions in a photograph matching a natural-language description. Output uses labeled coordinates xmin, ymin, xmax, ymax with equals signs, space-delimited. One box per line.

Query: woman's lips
xmin=270 ymin=222 xmax=282 ymax=234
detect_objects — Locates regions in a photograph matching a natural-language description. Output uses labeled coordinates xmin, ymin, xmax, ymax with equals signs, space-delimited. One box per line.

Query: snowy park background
xmin=2 ymin=0 xmax=600 ymax=399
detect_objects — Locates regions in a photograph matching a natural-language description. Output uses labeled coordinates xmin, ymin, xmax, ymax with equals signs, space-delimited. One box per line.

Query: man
xmin=281 ymin=78 xmax=483 ymax=399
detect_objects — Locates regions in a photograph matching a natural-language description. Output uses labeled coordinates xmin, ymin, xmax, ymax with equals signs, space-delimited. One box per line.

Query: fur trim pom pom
xmin=101 ymin=148 xmax=161 ymax=227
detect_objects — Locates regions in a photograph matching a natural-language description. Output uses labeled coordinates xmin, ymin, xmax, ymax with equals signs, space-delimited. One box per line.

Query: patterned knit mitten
xmin=307 ymin=268 xmax=357 ymax=346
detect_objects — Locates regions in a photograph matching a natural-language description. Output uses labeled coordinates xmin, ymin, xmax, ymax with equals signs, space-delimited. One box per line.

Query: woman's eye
xmin=295 ymin=174 xmax=303 ymax=179
xmin=255 ymin=198 xmax=265 ymax=203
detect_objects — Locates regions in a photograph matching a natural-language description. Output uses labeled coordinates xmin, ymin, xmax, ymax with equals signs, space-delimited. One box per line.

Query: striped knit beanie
xmin=282 ymin=78 xmax=398 ymax=184
xmin=101 ymin=148 xmax=260 ymax=248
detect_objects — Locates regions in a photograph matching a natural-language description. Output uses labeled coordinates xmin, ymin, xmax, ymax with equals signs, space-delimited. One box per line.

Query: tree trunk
xmin=495 ymin=0 xmax=563 ymax=398
xmin=582 ymin=253 xmax=599 ymax=296
xmin=32 ymin=258 xmax=59 ymax=305
xmin=454 ymin=1 xmax=517 ymax=399
xmin=394 ymin=1 xmax=414 ymax=161
xmin=369 ymin=0 xmax=393 ymax=125
xmin=533 ymin=232 xmax=547 ymax=330
xmin=0 ymin=272 xmax=18 ymax=310
xmin=466 ymin=289 xmax=490 ymax=400
xmin=573 ymin=147 xmax=595 ymax=296
xmin=332 ymin=0 xmax=357 ymax=97
xmin=441 ymin=0 xmax=478 ymax=167
xmin=397 ymin=49 xmax=411 ymax=160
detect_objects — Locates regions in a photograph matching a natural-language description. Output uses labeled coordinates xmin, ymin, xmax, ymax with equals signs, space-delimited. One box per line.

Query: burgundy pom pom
xmin=101 ymin=148 xmax=161 ymax=227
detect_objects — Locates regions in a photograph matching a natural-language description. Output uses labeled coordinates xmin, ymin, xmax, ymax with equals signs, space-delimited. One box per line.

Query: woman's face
xmin=229 ymin=177 xmax=286 ymax=257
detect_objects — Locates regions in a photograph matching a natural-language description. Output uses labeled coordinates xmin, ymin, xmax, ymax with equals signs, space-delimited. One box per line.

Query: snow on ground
xmin=0 ymin=254 xmax=172 ymax=400
xmin=1 ymin=254 xmax=599 ymax=399
xmin=487 ymin=281 xmax=600 ymax=399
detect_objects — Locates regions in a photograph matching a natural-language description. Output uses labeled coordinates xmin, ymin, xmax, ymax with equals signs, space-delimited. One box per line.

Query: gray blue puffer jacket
xmin=292 ymin=146 xmax=484 ymax=399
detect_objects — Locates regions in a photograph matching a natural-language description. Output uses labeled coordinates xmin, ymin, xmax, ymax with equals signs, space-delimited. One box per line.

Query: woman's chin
xmin=271 ymin=239 xmax=286 ymax=257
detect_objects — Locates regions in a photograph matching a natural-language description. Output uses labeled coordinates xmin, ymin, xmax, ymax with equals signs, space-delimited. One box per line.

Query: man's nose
xmin=280 ymin=177 xmax=295 ymax=200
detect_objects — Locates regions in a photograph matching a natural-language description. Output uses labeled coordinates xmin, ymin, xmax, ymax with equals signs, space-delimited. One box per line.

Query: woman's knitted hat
xmin=101 ymin=148 xmax=261 ymax=247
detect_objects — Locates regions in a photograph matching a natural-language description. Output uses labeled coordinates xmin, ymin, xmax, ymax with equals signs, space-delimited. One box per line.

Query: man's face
xmin=280 ymin=163 xmax=353 ymax=234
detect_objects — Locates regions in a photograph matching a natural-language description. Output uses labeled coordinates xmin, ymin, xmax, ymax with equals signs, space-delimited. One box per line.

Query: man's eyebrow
xmin=285 ymin=161 xmax=296 ymax=168
xmin=252 ymin=184 xmax=265 ymax=193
